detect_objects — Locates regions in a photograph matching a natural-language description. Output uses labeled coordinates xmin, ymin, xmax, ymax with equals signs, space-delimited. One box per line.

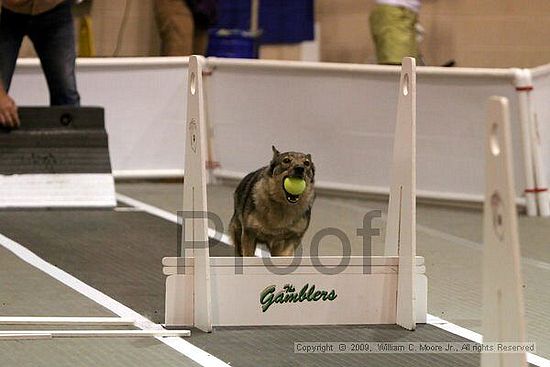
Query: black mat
xmin=0 ymin=107 xmax=111 ymax=174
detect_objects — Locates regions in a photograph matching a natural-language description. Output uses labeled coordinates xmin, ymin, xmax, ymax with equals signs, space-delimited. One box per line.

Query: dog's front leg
xmin=240 ymin=230 xmax=257 ymax=257
xmin=269 ymin=238 xmax=301 ymax=257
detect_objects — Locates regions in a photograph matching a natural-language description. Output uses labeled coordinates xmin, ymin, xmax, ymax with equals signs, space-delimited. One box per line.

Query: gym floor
xmin=0 ymin=180 xmax=548 ymax=366
xmin=117 ymin=181 xmax=550 ymax=358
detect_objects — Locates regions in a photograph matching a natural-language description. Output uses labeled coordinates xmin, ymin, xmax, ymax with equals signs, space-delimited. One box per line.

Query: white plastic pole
xmin=0 ymin=317 xmax=134 ymax=326
xmin=523 ymin=69 xmax=550 ymax=217
xmin=0 ymin=329 xmax=191 ymax=339
xmin=531 ymin=111 xmax=550 ymax=216
xmin=384 ymin=57 xmax=416 ymax=330
xmin=183 ymin=55 xmax=213 ymax=332
xmin=514 ymin=69 xmax=538 ymax=216
xmin=481 ymin=96 xmax=527 ymax=367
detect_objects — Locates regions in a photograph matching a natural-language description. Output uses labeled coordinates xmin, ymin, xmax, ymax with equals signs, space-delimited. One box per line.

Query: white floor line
xmin=115 ymin=192 xmax=271 ymax=257
xmin=116 ymin=191 xmax=550 ymax=366
xmin=416 ymin=224 xmax=550 ymax=272
xmin=0 ymin=232 xmax=230 ymax=367
xmin=116 ymin=193 xmax=233 ymax=245
xmin=427 ymin=315 xmax=549 ymax=367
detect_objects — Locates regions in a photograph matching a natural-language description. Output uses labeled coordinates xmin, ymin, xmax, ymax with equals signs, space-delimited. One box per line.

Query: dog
xmin=229 ymin=146 xmax=315 ymax=256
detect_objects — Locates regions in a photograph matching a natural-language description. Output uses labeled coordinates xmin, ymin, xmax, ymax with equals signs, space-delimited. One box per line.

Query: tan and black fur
xmin=229 ymin=146 xmax=315 ymax=256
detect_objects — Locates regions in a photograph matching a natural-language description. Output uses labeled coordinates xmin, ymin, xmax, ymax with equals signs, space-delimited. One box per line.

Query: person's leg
xmin=28 ymin=1 xmax=80 ymax=106
xmin=0 ymin=7 xmax=28 ymax=91
xmin=193 ymin=28 xmax=208 ymax=55
xmin=369 ymin=4 xmax=418 ymax=65
xmin=154 ymin=0 xmax=195 ymax=56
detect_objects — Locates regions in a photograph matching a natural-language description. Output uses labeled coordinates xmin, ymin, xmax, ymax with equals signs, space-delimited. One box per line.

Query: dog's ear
xmin=272 ymin=145 xmax=280 ymax=158
xmin=306 ymin=153 xmax=315 ymax=183
xmin=268 ymin=146 xmax=280 ymax=176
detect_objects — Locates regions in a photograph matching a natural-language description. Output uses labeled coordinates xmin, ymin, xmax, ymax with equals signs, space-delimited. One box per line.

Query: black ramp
xmin=0 ymin=107 xmax=111 ymax=174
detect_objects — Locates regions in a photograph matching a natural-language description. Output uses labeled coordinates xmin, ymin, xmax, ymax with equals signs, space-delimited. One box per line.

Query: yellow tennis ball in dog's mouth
xmin=284 ymin=177 xmax=306 ymax=195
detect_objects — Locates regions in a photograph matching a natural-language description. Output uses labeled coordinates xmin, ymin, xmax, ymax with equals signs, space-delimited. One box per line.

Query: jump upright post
xmin=481 ymin=96 xmax=527 ymax=367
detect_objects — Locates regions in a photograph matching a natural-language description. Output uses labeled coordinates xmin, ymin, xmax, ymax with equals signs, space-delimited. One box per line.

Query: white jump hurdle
xmin=163 ymin=55 xmax=427 ymax=332
xmin=481 ymin=97 xmax=527 ymax=367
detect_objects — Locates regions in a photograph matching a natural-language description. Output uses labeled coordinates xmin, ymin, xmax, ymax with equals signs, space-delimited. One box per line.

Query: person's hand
xmin=0 ymin=93 xmax=20 ymax=128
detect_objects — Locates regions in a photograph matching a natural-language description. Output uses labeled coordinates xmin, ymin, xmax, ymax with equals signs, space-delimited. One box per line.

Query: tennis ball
xmin=284 ymin=177 xmax=306 ymax=195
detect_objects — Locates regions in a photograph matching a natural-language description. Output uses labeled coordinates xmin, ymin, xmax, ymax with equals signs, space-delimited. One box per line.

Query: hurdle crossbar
xmin=163 ymin=56 xmax=427 ymax=332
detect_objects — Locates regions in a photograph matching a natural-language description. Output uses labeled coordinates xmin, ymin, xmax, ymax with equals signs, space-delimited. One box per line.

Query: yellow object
xmin=369 ymin=4 xmax=418 ymax=65
xmin=284 ymin=177 xmax=306 ymax=195
xmin=78 ymin=15 xmax=96 ymax=57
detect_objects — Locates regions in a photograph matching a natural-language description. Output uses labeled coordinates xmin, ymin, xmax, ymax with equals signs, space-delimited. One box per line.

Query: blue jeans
xmin=0 ymin=1 xmax=80 ymax=106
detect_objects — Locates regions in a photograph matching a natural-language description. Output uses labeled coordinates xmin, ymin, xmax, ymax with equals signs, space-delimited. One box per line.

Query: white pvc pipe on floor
xmin=0 ymin=329 xmax=191 ymax=339
xmin=0 ymin=317 xmax=135 ymax=326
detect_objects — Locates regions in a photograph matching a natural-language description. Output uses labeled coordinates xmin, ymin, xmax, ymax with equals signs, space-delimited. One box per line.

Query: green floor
xmin=117 ymin=181 xmax=550 ymax=359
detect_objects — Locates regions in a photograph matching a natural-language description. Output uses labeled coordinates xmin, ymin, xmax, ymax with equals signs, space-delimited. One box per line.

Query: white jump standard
xmin=481 ymin=97 xmax=528 ymax=367
xmin=163 ymin=56 xmax=427 ymax=332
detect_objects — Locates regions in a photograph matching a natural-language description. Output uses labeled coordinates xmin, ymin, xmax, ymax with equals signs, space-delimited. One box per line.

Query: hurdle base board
xmin=0 ymin=174 xmax=116 ymax=208
xmin=164 ymin=256 xmax=427 ymax=327
xmin=163 ymin=256 xmax=424 ymax=268
xmin=163 ymin=256 xmax=426 ymax=276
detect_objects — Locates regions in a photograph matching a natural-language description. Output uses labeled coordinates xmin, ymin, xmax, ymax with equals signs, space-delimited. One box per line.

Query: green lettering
xmin=274 ymin=292 xmax=285 ymax=304
xmin=306 ymin=284 xmax=316 ymax=301
xmin=284 ymin=292 xmax=300 ymax=303
xmin=299 ymin=284 xmax=309 ymax=302
xmin=260 ymin=285 xmax=276 ymax=312
xmin=259 ymin=284 xmax=338 ymax=312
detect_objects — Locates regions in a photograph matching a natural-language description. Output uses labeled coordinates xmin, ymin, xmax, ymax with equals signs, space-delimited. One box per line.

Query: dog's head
xmin=266 ymin=146 xmax=315 ymax=205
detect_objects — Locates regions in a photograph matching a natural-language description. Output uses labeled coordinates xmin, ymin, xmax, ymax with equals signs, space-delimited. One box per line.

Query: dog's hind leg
xmin=240 ymin=230 xmax=257 ymax=257
xmin=229 ymin=215 xmax=243 ymax=256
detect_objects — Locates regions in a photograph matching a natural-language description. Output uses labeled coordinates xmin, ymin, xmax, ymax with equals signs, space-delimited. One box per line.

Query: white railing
xmin=10 ymin=57 xmax=550 ymax=215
